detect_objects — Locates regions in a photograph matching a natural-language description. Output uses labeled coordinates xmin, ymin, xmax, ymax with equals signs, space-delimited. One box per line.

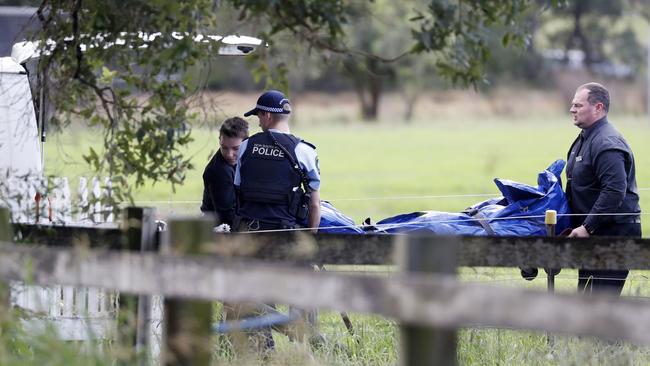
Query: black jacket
xmin=566 ymin=117 xmax=641 ymax=234
xmin=200 ymin=151 xmax=236 ymax=226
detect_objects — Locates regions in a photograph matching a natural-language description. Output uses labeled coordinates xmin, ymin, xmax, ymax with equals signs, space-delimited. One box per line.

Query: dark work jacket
xmin=237 ymin=131 xmax=304 ymax=225
xmin=200 ymin=151 xmax=236 ymax=226
xmin=566 ymin=117 xmax=641 ymax=235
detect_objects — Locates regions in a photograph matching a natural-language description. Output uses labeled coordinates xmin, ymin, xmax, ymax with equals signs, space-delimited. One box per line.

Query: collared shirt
xmin=565 ymin=117 xmax=641 ymax=233
xmin=234 ymin=129 xmax=320 ymax=191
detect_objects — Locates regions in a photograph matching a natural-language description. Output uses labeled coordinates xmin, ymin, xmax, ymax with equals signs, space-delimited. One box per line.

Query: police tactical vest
xmin=238 ymin=131 xmax=307 ymax=225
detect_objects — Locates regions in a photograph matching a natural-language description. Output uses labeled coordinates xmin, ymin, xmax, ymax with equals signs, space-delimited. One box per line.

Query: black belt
xmin=235 ymin=216 xmax=297 ymax=232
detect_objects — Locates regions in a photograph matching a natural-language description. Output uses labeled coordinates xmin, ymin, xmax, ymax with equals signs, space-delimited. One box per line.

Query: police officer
xmin=566 ymin=82 xmax=642 ymax=295
xmin=229 ymin=90 xmax=321 ymax=353
xmin=200 ymin=117 xmax=249 ymax=226
xmin=235 ymin=89 xmax=321 ymax=232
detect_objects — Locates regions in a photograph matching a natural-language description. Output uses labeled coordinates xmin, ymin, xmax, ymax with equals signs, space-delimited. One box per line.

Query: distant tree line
xmin=201 ymin=0 xmax=648 ymax=121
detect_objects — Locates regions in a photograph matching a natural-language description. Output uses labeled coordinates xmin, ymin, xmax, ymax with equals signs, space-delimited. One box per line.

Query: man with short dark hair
xmin=566 ymin=82 xmax=642 ymax=295
xmin=235 ymin=89 xmax=321 ymax=232
xmin=200 ymin=117 xmax=249 ymax=226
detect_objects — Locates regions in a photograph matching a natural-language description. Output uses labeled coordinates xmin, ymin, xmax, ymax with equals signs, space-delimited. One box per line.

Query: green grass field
xmin=44 ymin=113 xmax=650 ymax=235
xmin=31 ymin=105 xmax=650 ymax=365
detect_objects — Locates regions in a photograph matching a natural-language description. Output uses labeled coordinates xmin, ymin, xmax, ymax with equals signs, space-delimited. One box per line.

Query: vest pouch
xmin=291 ymin=188 xmax=310 ymax=222
xmin=241 ymin=187 xmax=290 ymax=205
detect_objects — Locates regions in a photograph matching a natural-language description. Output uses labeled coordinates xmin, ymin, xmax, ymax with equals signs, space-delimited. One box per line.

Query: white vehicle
xmin=0 ymin=53 xmax=42 ymax=178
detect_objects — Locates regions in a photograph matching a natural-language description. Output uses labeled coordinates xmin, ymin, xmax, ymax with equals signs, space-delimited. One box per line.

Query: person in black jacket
xmin=566 ymin=82 xmax=642 ymax=295
xmin=200 ymin=117 xmax=249 ymax=226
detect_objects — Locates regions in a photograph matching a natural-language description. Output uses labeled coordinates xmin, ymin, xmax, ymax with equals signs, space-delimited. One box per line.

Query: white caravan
xmin=0 ymin=54 xmax=42 ymax=178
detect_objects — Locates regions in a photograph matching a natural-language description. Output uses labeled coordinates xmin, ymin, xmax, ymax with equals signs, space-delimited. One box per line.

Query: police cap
xmin=243 ymin=89 xmax=291 ymax=117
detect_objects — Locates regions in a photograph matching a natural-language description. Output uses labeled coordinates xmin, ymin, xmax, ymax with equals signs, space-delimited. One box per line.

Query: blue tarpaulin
xmin=316 ymin=160 xmax=571 ymax=236
xmin=317 ymin=201 xmax=365 ymax=234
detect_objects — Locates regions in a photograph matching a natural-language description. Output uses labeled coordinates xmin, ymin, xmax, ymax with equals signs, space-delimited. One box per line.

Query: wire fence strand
xmin=135 ymin=187 xmax=650 ymax=206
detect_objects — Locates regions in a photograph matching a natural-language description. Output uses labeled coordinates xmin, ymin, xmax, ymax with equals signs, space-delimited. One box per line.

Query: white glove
xmin=213 ymin=223 xmax=231 ymax=233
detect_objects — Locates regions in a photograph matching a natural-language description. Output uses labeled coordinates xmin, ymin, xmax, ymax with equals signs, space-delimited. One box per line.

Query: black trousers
xmin=577 ymin=222 xmax=641 ymax=295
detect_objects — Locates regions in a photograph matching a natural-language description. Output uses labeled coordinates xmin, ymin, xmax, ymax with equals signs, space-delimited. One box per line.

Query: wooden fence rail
xmin=2 ymin=238 xmax=650 ymax=346
xmin=14 ymin=222 xmax=650 ymax=269
xmin=214 ymin=233 xmax=650 ymax=269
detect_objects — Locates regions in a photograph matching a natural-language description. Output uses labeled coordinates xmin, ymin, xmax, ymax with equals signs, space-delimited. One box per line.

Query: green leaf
xmin=99 ymin=66 xmax=117 ymax=84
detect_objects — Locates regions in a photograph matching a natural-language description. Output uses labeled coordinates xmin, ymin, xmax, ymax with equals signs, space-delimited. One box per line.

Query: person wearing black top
xmin=566 ymin=82 xmax=641 ymax=295
xmin=200 ymin=117 xmax=249 ymax=226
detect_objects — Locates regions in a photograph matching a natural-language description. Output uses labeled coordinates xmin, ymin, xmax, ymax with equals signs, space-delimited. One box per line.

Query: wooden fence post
xmin=544 ymin=209 xmax=558 ymax=294
xmin=398 ymin=234 xmax=458 ymax=366
xmin=163 ymin=217 xmax=214 ymax=366
xmin=0 ymin=207 xmax=11 ymax=309
xmin=544 ymin=209 xmax=557 ymax=346
xmin=117 ymin=207 xmax=157 ymax=364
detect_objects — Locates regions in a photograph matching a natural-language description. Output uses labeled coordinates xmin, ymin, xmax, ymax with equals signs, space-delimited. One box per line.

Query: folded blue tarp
xmin=316 ymin=160 xmax=571 ymax=236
